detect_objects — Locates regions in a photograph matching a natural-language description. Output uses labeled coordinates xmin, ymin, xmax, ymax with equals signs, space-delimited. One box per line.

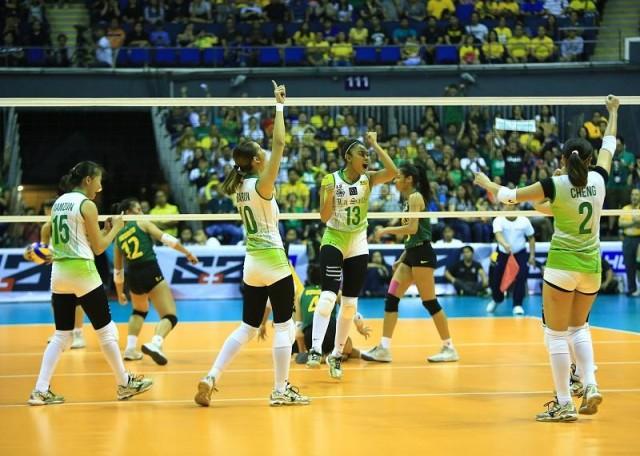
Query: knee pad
xmin=422 ymin=299 xmax=442 ymax=316
xmin=568 ymin=324 xmax=590 ymax=346
xmin=544 ymin=327 xmax=569 ymax=355
xmin=53 ymin=330 xmax=73 ymax=351
xmin=230 ymin=322 xmax=258 ymax=345
xmin=95 ymin=321 xmax=119 ymax=346
xmin=339 ymin=296 xmax=357 ymax=320
xmin=316 ymin=291 xmax=337 ymax=318
xmin=132 ymin=309 xmax=148 ymax=320
xmin=384 ymin=294 xmax=400 ymax=313
xmin=273 ymin=319 xmax=295 ymax=348
xmin=162 ymin=314 xmax=178 ymax=329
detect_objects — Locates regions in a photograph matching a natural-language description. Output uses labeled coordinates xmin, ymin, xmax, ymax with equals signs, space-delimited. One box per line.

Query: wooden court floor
xmin=0 ymin=318 xmax=639 ymax=456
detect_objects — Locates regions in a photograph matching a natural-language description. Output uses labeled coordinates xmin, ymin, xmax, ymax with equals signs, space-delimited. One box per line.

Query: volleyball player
xmin=474 ymin=95 xmax=619 ymax=422
xmin=113 ymin=197 xmax=199 ymax=365
xmin=363 ymin=164 xmax=458 ymax=364
xmin=306 ymin=132 xmax=397 ymax=379
xmin=195 ymin=81 xmax=309 ymax=407
xmin=28 ymin=161 xmax=153 ymax=405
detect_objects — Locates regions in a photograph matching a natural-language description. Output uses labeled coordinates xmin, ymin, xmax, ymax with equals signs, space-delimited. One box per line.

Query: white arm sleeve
xmin=160 ymin=233 xmax=179 ymax=248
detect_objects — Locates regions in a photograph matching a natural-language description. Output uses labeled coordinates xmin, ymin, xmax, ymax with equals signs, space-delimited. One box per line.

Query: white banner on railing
xmin=0 ymin=242 xmax=625 ymax=302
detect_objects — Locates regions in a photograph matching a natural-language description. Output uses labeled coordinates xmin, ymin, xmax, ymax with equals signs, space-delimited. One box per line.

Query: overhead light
xmin=17 ymin=185 xmax=24 ymax=191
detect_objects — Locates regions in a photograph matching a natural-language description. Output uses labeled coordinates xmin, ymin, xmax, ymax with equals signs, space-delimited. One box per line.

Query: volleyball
xmin=27 ymin=242 xmax=52 ymax=265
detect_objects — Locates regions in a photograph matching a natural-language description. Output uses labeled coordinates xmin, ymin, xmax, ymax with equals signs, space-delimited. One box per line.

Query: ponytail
xmin=221 ymin=168 xmax=244 ymax=196
xmin=60 ymin=161 xmax=104 ymax=192
xmin=222 ymin=142 xmax=259 ymax=196
xmin=112 ymin=197 xmax=139 ymax=214
xmin=399 ymin=163 xmax=431 ymax=204
xmin=563 ymin=138 xmax=592 ymax=188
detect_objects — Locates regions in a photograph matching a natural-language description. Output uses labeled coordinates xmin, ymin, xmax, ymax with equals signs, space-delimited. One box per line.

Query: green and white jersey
xmin=546 ymin=170 xmax=607 ymax=273
xmin=324 ymin=170 xmax=370 ymax=233
xmin=50 ymin=192 xmax=94 ymax=261
xmin=236 ymin=176 xmax=284 ymax=252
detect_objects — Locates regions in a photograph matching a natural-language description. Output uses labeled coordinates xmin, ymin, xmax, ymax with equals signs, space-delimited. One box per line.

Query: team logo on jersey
xmin=335 ymin=184 xmax=346 ymax=198
xmin=349 ymin=187 xmax=358 ymax=196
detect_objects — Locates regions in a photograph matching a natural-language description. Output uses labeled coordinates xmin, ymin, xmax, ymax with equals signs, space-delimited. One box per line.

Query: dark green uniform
xmin=404 ymin=193 xmax=432 ymax=248
xmin=401 ymin=192 xmax=437 ymax=269
xmin=116 ymin=222 xmax=164 ymax=294
xmin=300 ymin=285 xmax=337 ymax=330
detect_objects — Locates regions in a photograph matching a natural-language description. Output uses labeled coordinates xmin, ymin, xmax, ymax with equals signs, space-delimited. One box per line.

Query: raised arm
xmin=140 ymin=220 xmax=198 ymax=264
xmin=81 ymin=201 xmax=124 ymax=255
xmin=366 ymin=132 xmax=398 ymax=187
xmin=596 ymin=94 xmax=620 ymax=175
xmin=473 ymin=172 xmax=545 ymax=204
xmin=256 ymin=80 xmax=286 ymax=199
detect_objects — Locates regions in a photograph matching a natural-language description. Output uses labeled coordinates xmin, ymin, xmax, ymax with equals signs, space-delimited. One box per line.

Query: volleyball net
xmin=1 ymin=95 xmax=639 ymax=300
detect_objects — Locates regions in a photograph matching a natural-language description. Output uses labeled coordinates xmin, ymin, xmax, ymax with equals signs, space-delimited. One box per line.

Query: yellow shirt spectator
xmin=530 ymin=35 xmax=554 ymax=61
xmin=349 ymin=26 xmax=368 ymax=45
xmin=331 ymin=41 xmax=354 ymax=61
xmin=497 ymin=1 xmax=519 ymax=15
xmin=494 ymin=26 xmax=512 ymax=45
xmin=324 ymin=139 xmax=339 ymax=153
xmin=306 ymin=39 xmax=330 ymax=63
xmin=279 ymin=180 xmax=310 ymax=209
xmin=293 ymin=30 xmax=313 ymax=46
xmin=475 ymin=1 xmax=499 ymax=17
xmin=310 ymin=114 xmax=334 ymax=129
xmin=194 ymin=34 xmax=219 ymax=49
xmin=150 ymin=203 xmax=180 ymax=237
xmin=482 ymin=41 xmax=504 ymax=59
xmin=459 ymin=44 xmax=480 ymax=64
xmin=507 ymin=35 xmax=530 ymax=59
xmin=569 ymin=0 xmax=597 ymax=12
xmin=619 ymin=203 xmax=640 ymax=236
xmin=427 ymin=0 xmax=456 ymax=19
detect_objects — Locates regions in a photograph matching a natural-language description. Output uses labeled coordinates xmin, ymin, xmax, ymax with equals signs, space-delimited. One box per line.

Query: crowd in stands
xmin=0 ymin=0 xmax=607 ymax=67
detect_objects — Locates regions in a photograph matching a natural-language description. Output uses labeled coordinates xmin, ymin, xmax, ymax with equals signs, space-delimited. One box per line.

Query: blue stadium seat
xmin=258 ymin=47 xmax=281 ymax=66
xmin=115 ymin=48 xmax=129 ymax=67
xmin=261 ymin=22 xmax=276 ymax=39
xmin=354 ymin=46 xmax=378 ymax=65
xmin=202 ymin=48 xmax=224 ymax=66
xmin=178 ymin=48 xmax=200 ymax=66
xmin=25 ymin=48 xmax=46 ymax=66
xmin=155 ymin=48 xmax=177 ymax=66
xmin=284 ymin=47 xmax=305 ymax=66
xmin=456 ymin=4 xmax=475 ymax=25
xmin=435 ymin=45 xmax=459 ymax=64
xmin=128 ymin=48 xmax=151 ymax=66
xmin=379 ymin=46 xmax=401 ymax=64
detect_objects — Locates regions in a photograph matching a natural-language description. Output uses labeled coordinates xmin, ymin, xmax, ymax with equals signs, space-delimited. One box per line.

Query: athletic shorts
xmin=321 ymin=227 xmax=368 ymax=259
xmin=243 ymin=248 xmax=291 ymax=287
xmin=543 ymin=267 xmax=601 ymax=295
xmin=402 ymin=242 xmax=437 ymax=268
xmin=302 ymin=318 xmax=337 ymax=355
xmin=51 ymin=259 xmax=102 ymax=297
xmin=127 ymin=261 xmax=165 ymax=295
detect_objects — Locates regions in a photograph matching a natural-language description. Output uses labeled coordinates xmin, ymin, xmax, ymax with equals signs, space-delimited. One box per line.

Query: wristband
xmin=295 ymin=321 xmax=303 ymax=330
xmin=113 ymin=268 xmax=124 ymax=284
xmin=275 ymin=103 xmax=284 ymax=112
xmin=497 ymin=186 xmax=518 ymax=204
xmin=160 ymin=233 xmax=179 ymax=248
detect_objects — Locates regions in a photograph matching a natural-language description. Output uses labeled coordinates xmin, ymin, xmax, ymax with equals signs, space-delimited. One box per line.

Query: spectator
xmin=239 ymin=1 xmax=263 ymax=21
xmin=445 ymin=245 xmax=489 ymax=296
xmin=482 ymin=30 xmax=505 ymax=63
xmin=94 ymin=28 xmax=113 ymax=67
xmin=543 ymin=0 xmax=568 ymax=16
xmin=335 ymin=0 xmax=354 ymax=22
xmin=466 ymin=13 xmax=489 ymax=43
xmin=167 ymin=0 xmax=190 ymax=23
xmin=486 ymin=203 xmax=536 ymax=316
xmin=559 ymin=28 xmax=584 ymax=62
xmin=48 ymin=33 xmax=72 ymax=66
xmin=433 ymin=225 xmax=463 ymax=247
xmin=97 ymin=0 xmax=121 ymax=23
xmin=498 ymin=0 xmax=520 ymax=16
xmin=506 ymin=23 xmax=530 ymax=63
xmin=459 ymin=35 xmax=480 ymax=65
xmin=106 ymin=18 xmax=126 ymax=50
xmin=272 ymin=23 xmax=291 ymax=46
xmin=420 ymin=16 xmax=443 ymax=63
xmin=293 ymin=22 xmax=314 ymax=46
xmin=349 ymin=18 xmax=369 ymax=45
xmin=619 ymin=188 xmax=640 ymax=296
xmin=194 ymin=29 xmax=219 ymax=48
xmin=330 ymin=31 xmax=353 ymax=66
xmin=406 ymin=0 xmax=426 ymax=21
xmin=521 ymin=0 xmax=545 ymax=15
xmin=150 ymin=190 xmax=180 ymax=237
xmin=189 ymin=0 xmax=212 ymax=23
xmin=177 ymin=23 xmax=196 ymax=47
xmin=530 ymin=26 xmax=555 ymax=62
xmin=400 ymin=36 xmax=422 ymax=65
xmin=583 ymin=110 xmax=605 ymax=144
xmin=144 ymin=0 xmax=165 ymax=24
xmin=307 ymin=32 xmax=329 ymax=66
xmin=444 ymin=16 xmax=464 ymax=45
xmin=503 ymin=141 xmax=524 ymax=186
xmin=279 ymin=169 xmax=310 ymax=210
xmin=392 ymin=17 xmax=417 ymax=44
xmin=306 ymin=0 xmax=337 ymax=22
xmin=600 ymin=255 xmax=620 ymax=295
xmin=427 ymin=0 xmax=455 ymax=20
xmin=28 ymin=20 xmax=50 ymax=47
xmin=149 ymin=22 xmax=171 ymax=47
xmin=180 ymin=227 xmax=194 ymax=245
xmin=363 ymin=251 xmax=392 ymax=296
xmin=124 ymin=22 xmax=150 ymax=47
xmin=370 ymin=17 xmax=389 ymax=46
xmin=360 ymin=0 xmax=385 ymax=21
xmin=264 ymin=0 xmax=289 ymax=22
xmin=122 ymin=0 xmax=144 ymax=24
xmin=494 ymin=16 xmax=512 ymax=45
xmin=193 ymin=229 xmax=208 ymax=245
xmin=568 ymin=0 xmax=597 ymax=14
xmin=243 ymin=117 xmax=265 ymax=143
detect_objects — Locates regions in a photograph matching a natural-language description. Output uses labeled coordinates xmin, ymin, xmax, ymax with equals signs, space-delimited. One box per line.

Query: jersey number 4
xmin=52 ymin=215 xmax=70 ymax=244
xmin=578 ymin=202 xmax=593 ymax=235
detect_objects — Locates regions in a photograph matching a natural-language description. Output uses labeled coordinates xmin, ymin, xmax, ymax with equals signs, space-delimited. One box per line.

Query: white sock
xmin=332 ymin=296 xmax=357 ymax=357
xmin=208 ymin=323 xmax=257 ymax=383
xmin=380 ymin=336 xmax=392 ymax=349
xmin=96 ymin=322 xmax=129 ymax=386
xmin=273 ymin=321 xmax=292 ymax=393
xmin=35 ymin=330 xmax=72 ymax=392
xmin=151 ymin=335 xmax=164 ymax=347
xmin=126 ymin=335 xmax=137 ymax=350
xmin=311 ymin=291 xmax=337 ymax=353
xmin=442 ymin=338 xmax=453 ymax=349
xmin=73 ymin=328 xmax=82 ymax=337
xmin=545 ymin=327 xmax=571 ymax=405
xmin=569 ymin=324 xmax=596 ymax=386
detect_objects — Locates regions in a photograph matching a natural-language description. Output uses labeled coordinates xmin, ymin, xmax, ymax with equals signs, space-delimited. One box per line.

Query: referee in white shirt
xmin=486 ymin=203 xmax=536 ymax=315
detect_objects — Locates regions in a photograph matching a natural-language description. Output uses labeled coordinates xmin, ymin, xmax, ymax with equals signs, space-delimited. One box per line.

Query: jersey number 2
xmin=578 ymin=202 xmax=593 ymax=234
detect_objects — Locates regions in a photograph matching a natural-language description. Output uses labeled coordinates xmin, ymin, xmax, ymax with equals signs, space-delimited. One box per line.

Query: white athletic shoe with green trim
xmin=579 ymin=384 xmax=603 ymax=415
xmin=269 ymin=383 xmax=310 ymax=406
xmin=28 ymin=389 xmax=64 ymax=406
xmin=326 ymin=354 xmax=343 ymax=379
xmin=117 ymin=372 xmax=153 ymax=400
xmin=194 ymin=375 xmax=218 ymax=407
xmin=536 ymin=399 xmax=578 ymax=422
